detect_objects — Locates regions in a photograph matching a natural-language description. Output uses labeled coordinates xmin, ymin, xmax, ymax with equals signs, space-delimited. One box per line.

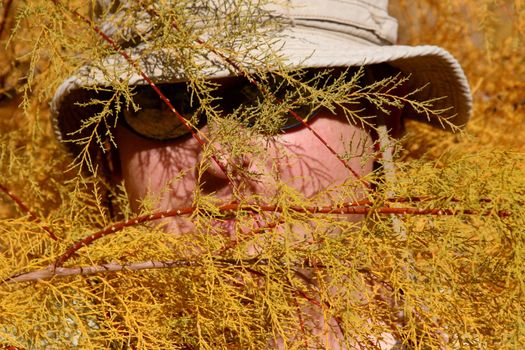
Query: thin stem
xmin=10 ymin=257 xmax=334 ymax=283
xmin=290 ymin=294 xmax=310 ymax=349
xmin=8 ymin=260 xmax=197 ymax=283
xmin=0 ymin=182 xmax=58 ymax=241
xmin=53 ymin=199 xmax=511 ymax=267
xmin=0 ymin=0 xmax=14 ymax=38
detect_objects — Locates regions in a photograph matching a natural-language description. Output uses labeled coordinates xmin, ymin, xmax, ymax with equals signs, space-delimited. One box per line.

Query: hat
xmin=51 ymin=0 xmax=472 ymax=154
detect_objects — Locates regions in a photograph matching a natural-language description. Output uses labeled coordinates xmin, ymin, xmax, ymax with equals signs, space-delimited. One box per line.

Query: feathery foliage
xmin=0 ymin=0 xmax=524 ymax=349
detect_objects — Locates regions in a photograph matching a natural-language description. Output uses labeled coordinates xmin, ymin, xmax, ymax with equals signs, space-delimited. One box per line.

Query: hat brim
xmin=277 ymin=26 xmax=472 ymax=129
xmin=51 ymin=24 xmax=472 ymax=148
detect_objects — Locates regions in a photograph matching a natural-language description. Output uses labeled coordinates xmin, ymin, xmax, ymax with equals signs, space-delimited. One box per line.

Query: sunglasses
xmin=121 ymin=75 xmax=321 ymax=141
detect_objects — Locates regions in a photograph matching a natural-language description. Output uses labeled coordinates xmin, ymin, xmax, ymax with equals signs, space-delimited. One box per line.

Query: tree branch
xmin=7 ymin=260 xmax=199 ymax=283
xmin=0 ymin=182 xmax=58 ymax=240
xmin=53 ymin=199 xmax=512 ymax=267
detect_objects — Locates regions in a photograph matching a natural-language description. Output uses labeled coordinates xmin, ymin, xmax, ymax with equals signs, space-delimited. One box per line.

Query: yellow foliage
xmin=0 ymin=0 xmax=524 ymax=349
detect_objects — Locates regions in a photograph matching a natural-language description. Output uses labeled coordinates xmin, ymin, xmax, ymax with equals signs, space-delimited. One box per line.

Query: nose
xmin=199 ymin=143 xmax=251 ymax=181
xmin=196 ymin=124 xmax=251 ymax=181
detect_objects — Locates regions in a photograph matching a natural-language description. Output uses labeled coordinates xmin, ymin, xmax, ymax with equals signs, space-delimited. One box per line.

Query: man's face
xmin=114 ymin=81 xmax=375 ymax=234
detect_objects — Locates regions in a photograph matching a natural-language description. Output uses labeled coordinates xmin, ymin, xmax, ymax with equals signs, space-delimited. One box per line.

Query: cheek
xmin=115 ymin=124 xmax=201 ymax=211
xmin=115 ymin=115 xmax=375 ymax=212
xmin=270 ymin=116 xmax=374 ymax=196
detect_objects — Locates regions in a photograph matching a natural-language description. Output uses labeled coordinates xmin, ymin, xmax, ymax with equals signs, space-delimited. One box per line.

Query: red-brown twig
xmin=0 ymin=182 xmax=58 ymax=241
xmin=290 ymin=294 xmax=310 ymax=349
xmin=0 ymin=0 xmax=14 ymax=39
xmin=53 ymin=199 xmax=511 ymax=267
xmin=0 ymin=346 xmax=25 ymax=350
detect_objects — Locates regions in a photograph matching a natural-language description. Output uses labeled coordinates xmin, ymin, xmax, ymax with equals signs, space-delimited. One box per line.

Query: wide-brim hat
xmin=51 ymin=0 xmax=472 ymax=155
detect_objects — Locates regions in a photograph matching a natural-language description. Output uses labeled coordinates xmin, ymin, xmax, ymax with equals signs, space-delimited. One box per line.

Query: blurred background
xmin=390 ymin=0 xmax=524 ymax=157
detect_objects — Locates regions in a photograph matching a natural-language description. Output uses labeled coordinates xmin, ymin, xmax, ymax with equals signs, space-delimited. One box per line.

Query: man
xmin=51 ymin=0 xmax=471 ymax=348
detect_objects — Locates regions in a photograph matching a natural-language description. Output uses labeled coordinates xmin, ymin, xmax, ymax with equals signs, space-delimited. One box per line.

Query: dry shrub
xmin=0 ymin=1 xmax=524 ymax=349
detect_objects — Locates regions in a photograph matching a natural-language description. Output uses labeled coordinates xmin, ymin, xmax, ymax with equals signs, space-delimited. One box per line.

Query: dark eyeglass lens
xmin=122 ymin=73 xmax=322 ymax=140
xmin=123 ymin=85 xmax=202 ymax=141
